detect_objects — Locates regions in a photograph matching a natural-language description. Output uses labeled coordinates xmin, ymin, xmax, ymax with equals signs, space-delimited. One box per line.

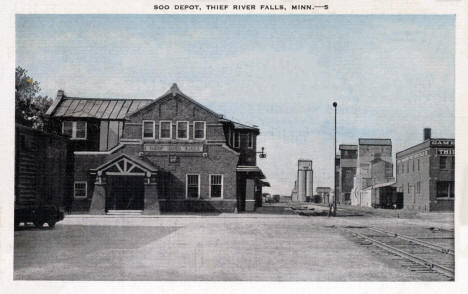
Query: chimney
xmin=57 ymin=89 xmax=64 ymax=99
xmin=424 ymin=128 xmax=431 ymax=141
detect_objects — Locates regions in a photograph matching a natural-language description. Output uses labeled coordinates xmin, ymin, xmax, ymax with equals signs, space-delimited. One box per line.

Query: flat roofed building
xmin=396 ymin=129 xmax=454 ymax=211
xmin=316 ymin=187 xmax=331 ymax=204
xmin=45 ymin=84 xmax=267 ymax=214
xmin=351 ymin=138 xmax=394 ymax=207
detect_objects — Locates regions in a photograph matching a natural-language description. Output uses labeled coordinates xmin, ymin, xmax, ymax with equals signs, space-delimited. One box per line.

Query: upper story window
xmin=234 ymin=132 xmax=240 ymax=148
xmin=248 ymin=132 xmax=253 ymax=148
xmin=177 ymin=121 xmax=189 ymax=140
xmin=160 ymin=121 xmax=172 ymax=139
xmin=440 ymin=156 xmax=448 ymax=169
xmin=194 ymin=121 xmax=206 ymax=140
xmin=142 ymin=120 xmax=155 ymax=139
xmin=62 ymin=121 xmax=87 ymax=140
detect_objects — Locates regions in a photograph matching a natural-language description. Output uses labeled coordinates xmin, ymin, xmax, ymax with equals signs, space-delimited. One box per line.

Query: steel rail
xmin=343 ymin=227 xmax=454 ymax=279
xmin=368 ymin=226 xmax=454 ymax=255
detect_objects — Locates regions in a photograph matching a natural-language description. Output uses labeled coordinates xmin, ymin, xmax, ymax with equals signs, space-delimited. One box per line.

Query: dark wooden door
xmin=106 ymin=176 xmax=144 ymax=210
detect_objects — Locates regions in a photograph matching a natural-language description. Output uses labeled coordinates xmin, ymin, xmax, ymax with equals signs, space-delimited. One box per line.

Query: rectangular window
xmin=176 ymin=121 xmax=188 ymax=139
xmin=63 ymin=121 xmax=73 ymax=137
xmin=417 ymin=159 xmax=420 ymax=171
xmin=142 ymin=121 xmax=155 ymax=139
xmin=194 ymin=121 xmax=205 ymax=139
xmin=62 ymin=121 xmax=87 ymax=140
xmin=230 ymin=129 xmax=234 ymax=146
xmin=440 ymin=156 xmax=448 ymax=169
xmin=416 ymin=182 xmax=421 ymax=194
xmin=186 ymin=174 xmax=200 ymax=198
xmin=248 ymin=133 xmax=253 ymax=148
xmin=436 ymin=181 xmax=454 ymax=198
xmin=75 ymin=121 xmax=86 ymax=139
xmin=406 ymin=161 xmax=409 ymax=173
xmin=234 ymin=132 xmax=240 ymax=148
xmin=74 ymin=181 xmax=87 ymax=199
xmin=412 ymin=160 xmax=414 ymax=172
xmin=210 ymin=175 xmax=223 ymax=198
xmin=159 ymin=121 xmax=172 ymax=139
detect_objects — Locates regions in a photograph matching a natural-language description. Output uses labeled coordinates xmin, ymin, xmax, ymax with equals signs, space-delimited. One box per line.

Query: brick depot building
xmin=45 ymin=84 xmax=267 ymax=214
xmin=396 ymin=129 xmax=454 ymax=211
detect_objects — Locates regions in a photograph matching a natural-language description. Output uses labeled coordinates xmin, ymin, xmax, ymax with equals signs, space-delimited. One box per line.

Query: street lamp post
xmin=332 ymin=102 xmax=338 ymax=217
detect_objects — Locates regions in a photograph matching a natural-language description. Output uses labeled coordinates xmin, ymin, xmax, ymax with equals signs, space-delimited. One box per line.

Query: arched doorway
xmin=89 ymin=154 xmax=158 ymax=214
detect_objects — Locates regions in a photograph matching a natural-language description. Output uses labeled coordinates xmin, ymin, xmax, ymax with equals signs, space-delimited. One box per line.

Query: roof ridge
xmin=64 ymin=96 xmax=153 ymax=101
xmin=125 ymin=83 xmax=222 ymax=118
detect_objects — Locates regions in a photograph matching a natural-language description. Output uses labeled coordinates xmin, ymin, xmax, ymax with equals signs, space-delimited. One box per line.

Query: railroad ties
xmin=341 ymin=225 xmax=454 ymax=280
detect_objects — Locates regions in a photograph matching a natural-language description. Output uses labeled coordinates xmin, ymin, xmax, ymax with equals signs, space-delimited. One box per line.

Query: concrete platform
xmin=13 ymin=213 xmax=454 ymax=281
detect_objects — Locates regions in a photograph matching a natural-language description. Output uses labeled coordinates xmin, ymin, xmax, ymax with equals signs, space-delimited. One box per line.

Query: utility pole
xmin=333 ymin=102 xmax=338 ymax=217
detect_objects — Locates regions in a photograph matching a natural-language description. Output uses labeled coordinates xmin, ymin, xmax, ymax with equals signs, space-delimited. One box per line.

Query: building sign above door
xmin=144 ymin=144 xmax=203 ymax=153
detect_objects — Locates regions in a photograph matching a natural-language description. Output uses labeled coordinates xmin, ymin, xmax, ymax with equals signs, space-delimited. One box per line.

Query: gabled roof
xmin=90 ymin=154 xmax=158 ymax=174
xmin=46 ymin=91 xmax=151 ymax=119
xmin=125 ymin=83 xmax=222 ymax=118
xmin=45 ymin=84 xmax=260 ymax=134
xmin=359 ymin=138 xmax=392 ymax=146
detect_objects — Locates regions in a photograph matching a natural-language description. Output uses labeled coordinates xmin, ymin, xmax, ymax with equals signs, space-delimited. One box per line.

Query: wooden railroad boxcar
xmin=15 ymin=124 xmax=71 ymax=228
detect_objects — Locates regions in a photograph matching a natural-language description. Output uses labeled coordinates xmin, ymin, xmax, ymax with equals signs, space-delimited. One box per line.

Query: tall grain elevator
xmin=295 ymin=159 xmax=313 ymax=201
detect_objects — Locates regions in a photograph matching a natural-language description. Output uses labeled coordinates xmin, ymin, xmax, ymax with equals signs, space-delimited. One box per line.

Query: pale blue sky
xmin=16 ymin=15 xmax=455 ymax=194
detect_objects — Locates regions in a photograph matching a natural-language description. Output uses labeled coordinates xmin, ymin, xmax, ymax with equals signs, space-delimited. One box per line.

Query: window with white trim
xmin=210 ymin=174 xmax=223 ymax=198
xmin=177 ymin=121 xmax=189 ymax=139
xmin=234 ymin=131 xmax=240 ymax=148
xmin=248 ymin=132 xmax=253 ymax=148
xmin=159 ymin=121 xmax=172 ymax=139
xmin=194 ymin=121 xmax=205 ymax=140
xmin=142 ymin=120 xmax=155 ymax=139
xmin=74 ymin=181 xmax=87 ymax=199
xmin=186 ymin=174 xmax=200 ymax=198
xmin=62 ymin=121 xmax=87 ymax=140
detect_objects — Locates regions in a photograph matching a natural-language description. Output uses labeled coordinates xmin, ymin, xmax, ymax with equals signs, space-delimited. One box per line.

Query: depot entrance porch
xmin=88 ymin=154 xmax=160 ymax=215
xmin=105 ymin=176 xmax=144 ymax=211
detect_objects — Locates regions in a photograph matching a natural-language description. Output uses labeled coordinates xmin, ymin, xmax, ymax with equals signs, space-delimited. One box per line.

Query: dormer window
xmin=194 ymin=121 xmax=206 ymax=140
xmin=160 ymin=121 xmax=172 ymax=139
xmin=248 ymin=133 xmax=253 ymax=148
xmin=142 ymin=120 xmax=155 ymax=139
xmin=62 ymin=121 xmax=87 ymax=140
xmin=177 ymin=121 xmax=189 ymax=139
xmin=234 ymin=132 xmax=240 ymax=148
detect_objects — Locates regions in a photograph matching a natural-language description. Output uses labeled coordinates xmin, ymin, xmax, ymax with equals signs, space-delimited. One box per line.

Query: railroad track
xmin=342 ymin=225 xmax=454 ymax=280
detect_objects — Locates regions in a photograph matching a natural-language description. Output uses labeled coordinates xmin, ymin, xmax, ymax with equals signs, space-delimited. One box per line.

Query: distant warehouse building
xmin=396 ymin=129 xmax=454 ymax=211
xmin=316 ymin=187 xmax=331 ymax=204
xmin=338 ymin=144 xmax=357 ymax=205
xmin=351 ymin=138 xmax=395 ymax=207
